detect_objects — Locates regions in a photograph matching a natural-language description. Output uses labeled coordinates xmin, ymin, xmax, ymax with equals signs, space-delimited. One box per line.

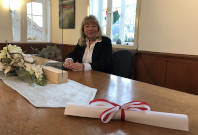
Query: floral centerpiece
xmin=0 ymin=44 xmax=46 ymax=86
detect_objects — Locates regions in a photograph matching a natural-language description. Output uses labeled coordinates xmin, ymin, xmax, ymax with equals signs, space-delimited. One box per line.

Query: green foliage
xmin=1 ymin=58 xmax=12 ymax=64
xmin=113 ymin=12 xmax=120 ymax=24
xmin=38 ymin=45 xmax=62 ymax=61
xmin=125 ymin=35 xmax=134 ymax=42
xmin=16 ymin=69 xmax=46 ymax=86
xmin=36 ymin=76 xmax=47 ymax=86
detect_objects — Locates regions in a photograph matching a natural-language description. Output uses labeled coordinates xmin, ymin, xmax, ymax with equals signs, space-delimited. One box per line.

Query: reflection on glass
xmin=27 ymin=2 xmax=43 ymax=41
xmin=32 ymin=2 xmax=43 ymax=16
xmin=90 ymin=0 xmax=137 ymax=46
xmin=33 ymin=16 xmax=43 ymax=27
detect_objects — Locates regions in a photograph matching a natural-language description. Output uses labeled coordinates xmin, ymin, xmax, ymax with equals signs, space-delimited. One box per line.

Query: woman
xmin=63 ymin=15 xmax=112 ymax=73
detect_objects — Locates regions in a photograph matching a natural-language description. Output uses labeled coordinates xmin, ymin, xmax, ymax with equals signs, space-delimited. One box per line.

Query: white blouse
xmin=82 ymin=39 xmax=101 ymax=70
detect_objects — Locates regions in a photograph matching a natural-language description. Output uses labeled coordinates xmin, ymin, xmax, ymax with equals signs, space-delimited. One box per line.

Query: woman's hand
xmin=66 ymin=62 xmax=84 ymax=71
xmin=63 ymin=59 xmax=74 ymax=68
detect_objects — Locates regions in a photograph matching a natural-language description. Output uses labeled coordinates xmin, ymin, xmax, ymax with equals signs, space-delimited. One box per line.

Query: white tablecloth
xmin=0 ymin=74 xmax=97 ymax=108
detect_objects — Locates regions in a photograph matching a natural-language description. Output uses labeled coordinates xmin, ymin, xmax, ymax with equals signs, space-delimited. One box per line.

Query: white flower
xmin=17 ymin=59 xmax=25 ymax=68
xmin=0 ymin=50 xmax=6 ymax=59
xmin=24 ymin=63 xmax=44 ymax=80
xmin=6 ymin=52 xmax=12 ymax=59
xmin=24 ymin=56 xmax=34 ymax=63
xmin=7 ymin=44 xmax=22 ymax=53
xmin=0 ymin=63 xmax=5 ymax=71
xmin=32 ymin=64 xmax=43 ymax=80
xmin=4 ymin=65 xmax=12 ymax=74
xmin=24 ymin=63 xmax=34 ymax=75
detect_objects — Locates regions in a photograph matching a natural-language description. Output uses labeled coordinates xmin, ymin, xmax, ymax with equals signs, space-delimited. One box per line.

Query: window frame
xmin=89 ymin=0 xmax=141 ymax=50
xmin=11 ymin=0 xmax=50 ymax=43
xmin=27 ymin=0 xmax=50 ymax=42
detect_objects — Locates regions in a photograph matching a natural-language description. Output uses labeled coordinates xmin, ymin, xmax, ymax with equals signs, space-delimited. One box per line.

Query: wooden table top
xmin=0 ymin=70 xmax=198 ymax=135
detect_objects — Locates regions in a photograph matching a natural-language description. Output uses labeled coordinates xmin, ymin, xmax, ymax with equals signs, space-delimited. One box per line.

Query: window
xmin=27 ymin=0 xmax=50 ymax=42
xmin=89 ymin=0 xmax=140 ymax=49
xmin=11 ymin=0 xmax=50 ymax=42
xmin=11 ymin=10 xmax=21 ymax=42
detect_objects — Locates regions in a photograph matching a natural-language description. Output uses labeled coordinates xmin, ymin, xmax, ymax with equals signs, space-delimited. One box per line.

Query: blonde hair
xmin=78 ymin=15 xmax=102 ymax=46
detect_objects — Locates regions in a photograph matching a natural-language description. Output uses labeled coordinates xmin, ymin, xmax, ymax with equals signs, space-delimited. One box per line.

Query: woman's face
xmin=83 ymin=20 xmax=98 ymax=41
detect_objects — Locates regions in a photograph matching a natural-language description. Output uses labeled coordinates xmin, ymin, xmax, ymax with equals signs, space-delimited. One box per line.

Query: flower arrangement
xmin=0 ymin=44 xmax=46 ymax=86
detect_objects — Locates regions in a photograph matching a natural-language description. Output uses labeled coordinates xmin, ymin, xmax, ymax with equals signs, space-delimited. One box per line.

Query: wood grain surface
xmin=0 ymin=70 xmax=197 ymax=135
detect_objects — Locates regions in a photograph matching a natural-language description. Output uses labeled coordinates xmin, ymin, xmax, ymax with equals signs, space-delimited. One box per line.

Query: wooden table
xmin=0 ymin=70 xmax=197 ymax=135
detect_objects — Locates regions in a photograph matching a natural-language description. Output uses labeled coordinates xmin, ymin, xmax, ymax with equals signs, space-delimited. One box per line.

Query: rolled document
xmin=64 ymin=104 xmax=189 ymax=131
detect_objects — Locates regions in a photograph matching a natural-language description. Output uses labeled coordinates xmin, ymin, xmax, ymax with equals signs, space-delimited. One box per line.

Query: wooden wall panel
xmin=135 ymin=51 xmax=198 ymax=95
xmin=61 ymin=44 xmax=75 ymax=60
xmin=135 ymin=53 xmax=167 ymax=87
xmin=166 ymin=60 xmax=198 ymax=95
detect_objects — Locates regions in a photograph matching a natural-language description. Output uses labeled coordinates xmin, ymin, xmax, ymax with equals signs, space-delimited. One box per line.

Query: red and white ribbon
xmin=89 ymin=99 xmax=150 ymax=123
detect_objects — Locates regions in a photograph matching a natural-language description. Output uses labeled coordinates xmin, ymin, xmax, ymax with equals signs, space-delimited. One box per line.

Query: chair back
xmin=111 ymin=49 xmax=134 ymax=78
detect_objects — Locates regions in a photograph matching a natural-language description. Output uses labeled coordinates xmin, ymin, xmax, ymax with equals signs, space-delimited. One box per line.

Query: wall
xmin=50 ymin=0 xmax=198 ymax=55
xmin=0 ymin=0 xmax=13 ymax=42
xmin=1 ymin=0 xmax=198 ymax=55
xmin=50 ymin=0 xmax=89 ymax=45
xmin=138 ymin=0 xmax=198 ymax=55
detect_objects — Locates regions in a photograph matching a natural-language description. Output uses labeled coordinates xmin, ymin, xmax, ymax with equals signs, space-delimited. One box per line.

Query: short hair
xmin=78 ymin=15 xmax=102 ymax=46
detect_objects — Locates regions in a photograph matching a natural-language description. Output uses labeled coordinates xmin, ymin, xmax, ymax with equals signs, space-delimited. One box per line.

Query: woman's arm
xmin=66 ymin=43 xmax=86 ymax=62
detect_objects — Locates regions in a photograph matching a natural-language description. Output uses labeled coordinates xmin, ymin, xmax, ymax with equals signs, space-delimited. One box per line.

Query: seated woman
xmin=63 ymin=15 xmax=112 ymax=73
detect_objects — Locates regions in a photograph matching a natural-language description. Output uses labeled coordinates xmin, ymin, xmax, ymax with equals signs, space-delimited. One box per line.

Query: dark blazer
xmin=66 ymin=36 xmax=112 ymax=73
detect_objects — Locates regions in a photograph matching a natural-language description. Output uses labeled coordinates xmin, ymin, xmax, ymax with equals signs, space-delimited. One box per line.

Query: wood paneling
xmin=134 ymin=51 xmax=198 ymax=95
xmin=135 ymin=53 xmax=167 ymax=87
xmin=0 ymin=42 xmax=51 ymax=52
xmin=166 ymin=59 xmax=198 ymax=94
xmin=60 ymin=44 xmax=75 ymax=59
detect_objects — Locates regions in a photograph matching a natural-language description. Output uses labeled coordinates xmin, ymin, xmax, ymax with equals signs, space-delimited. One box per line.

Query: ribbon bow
xmin=89 ymin=99 xmax=150 ymax=123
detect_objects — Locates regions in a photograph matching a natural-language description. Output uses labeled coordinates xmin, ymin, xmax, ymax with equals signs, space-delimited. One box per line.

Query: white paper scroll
xmin=64 ymin=104 xmax=189 ymax=131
